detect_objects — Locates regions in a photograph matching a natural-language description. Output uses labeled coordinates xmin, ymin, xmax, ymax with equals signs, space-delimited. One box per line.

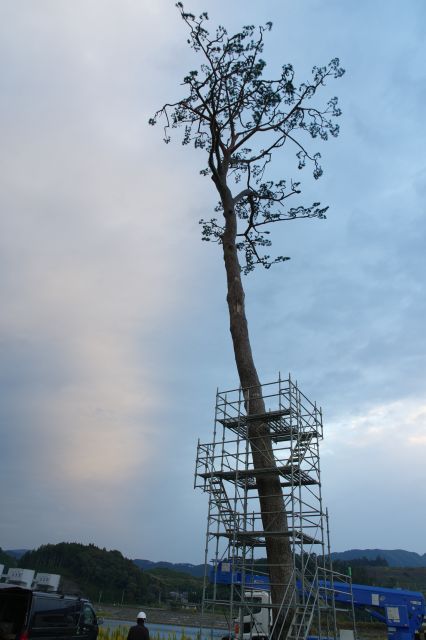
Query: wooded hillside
xmin=21 ymin=542 xmax=157 ymax=604
xmin=0 ymin=548 xmax=16 ymax=568
xmin=5 ymin=543 xmax=425 ymax=603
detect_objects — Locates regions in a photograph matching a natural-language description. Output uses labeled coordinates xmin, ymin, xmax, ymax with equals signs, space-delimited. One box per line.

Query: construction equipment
xmin=210 ymin=562 xmax=425 ymax=640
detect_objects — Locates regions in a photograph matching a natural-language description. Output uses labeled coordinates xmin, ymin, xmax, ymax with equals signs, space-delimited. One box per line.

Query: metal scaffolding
xmin=195 ymin=375 xmax=356 ymax=640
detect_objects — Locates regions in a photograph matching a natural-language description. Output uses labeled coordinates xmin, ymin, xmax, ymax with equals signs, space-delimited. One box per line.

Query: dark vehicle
xmin=0 ymin=585 xmax=100 ymax=640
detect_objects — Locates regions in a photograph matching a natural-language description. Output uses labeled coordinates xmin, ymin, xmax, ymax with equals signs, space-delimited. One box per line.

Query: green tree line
xmin=21 ymin=542 xmax=158 ymax=604
xmin=0 ymin=548 xmax=16 ymax=569
xmin=331 ymin=555 xmax=388 ymax=585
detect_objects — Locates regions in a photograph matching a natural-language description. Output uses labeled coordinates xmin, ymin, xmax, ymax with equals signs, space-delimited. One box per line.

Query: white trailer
xmin=4 ymin=569 xmax=34 ymax=589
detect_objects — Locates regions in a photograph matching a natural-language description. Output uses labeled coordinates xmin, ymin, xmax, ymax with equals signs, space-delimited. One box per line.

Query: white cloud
xmin=327 ymin=400 xmax=426 ymax=453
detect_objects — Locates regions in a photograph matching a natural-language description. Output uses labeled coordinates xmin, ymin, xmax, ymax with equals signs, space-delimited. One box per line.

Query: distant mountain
xmin=136 ymin=551 xmax=426 ymax=575
xmin=134 ymin=559 xmax=207 ymax=578
xmin=135 ymin=551 xmax=426 ymax=575
xmin=331 ymin=549 xmax=426 ymax=568
xmin=7 ymin=546 xmax=426 ymax=574
xmin=5 ymin=549 xmax=29 ymax=560
xmin=134 ymin=550 xmax=426 ymax=576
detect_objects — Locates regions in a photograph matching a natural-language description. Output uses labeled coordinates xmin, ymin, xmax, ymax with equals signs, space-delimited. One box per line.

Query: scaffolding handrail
xmin=196 ymin=375 xmax=354 ymax=640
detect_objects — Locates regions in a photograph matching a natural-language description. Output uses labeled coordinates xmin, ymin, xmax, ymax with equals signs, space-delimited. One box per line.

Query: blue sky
xmin=0 ymin=0 xmax=425 ymax=563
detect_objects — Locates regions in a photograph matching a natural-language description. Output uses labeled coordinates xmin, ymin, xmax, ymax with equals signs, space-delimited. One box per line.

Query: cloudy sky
xmin=0 ymin=0 xmax=425 ymax=564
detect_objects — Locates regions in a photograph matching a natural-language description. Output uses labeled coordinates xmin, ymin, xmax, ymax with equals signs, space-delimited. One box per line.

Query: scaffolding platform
xmin=217 ymin=529 xmax=321 ymax=545
xmin=195 ymin=374 xmax=356 ymax=640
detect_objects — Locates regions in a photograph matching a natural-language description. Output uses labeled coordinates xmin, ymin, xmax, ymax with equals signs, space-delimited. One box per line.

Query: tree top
xmin=150 ymin=4 xmax=344 ymax=273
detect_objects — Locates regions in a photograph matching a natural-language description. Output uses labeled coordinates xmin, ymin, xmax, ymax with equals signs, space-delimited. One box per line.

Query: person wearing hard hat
xmin=127 ymin=612 xmax=149 ymax=640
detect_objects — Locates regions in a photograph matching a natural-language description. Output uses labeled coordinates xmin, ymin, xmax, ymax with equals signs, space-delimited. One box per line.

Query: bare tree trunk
xmin=221 ymin=191 xmax=293 ymax=637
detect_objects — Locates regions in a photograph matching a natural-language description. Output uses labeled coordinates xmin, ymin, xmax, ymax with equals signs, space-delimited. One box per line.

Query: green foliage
xmin=0 ymin=547 xmax=16 ymax=569
xmin=362 ymin=566 xmax=426 ymax=596
xmin=20 ymin=542 xmax=157 ymax=604
xmin=151 ymin=4 xmax=344 ymax=273
xmin=147 ymin=568 xmax=203 ymax=603
xmin=332 ymin=556 xmax=389 ymax=586
xmin=99 ymin=626 xmax=201 ymax=640
xmin=349 ymin=555 xmax=388 ymax=568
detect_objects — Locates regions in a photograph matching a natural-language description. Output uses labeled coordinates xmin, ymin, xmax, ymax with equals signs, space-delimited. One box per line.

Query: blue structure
xmin=326 ymin=581 xmax=425 ymax=640
xmin=209 ymin=563 xmax=270 ymax=590
xmin=210 ymin=562 xmax=425 ymax=640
